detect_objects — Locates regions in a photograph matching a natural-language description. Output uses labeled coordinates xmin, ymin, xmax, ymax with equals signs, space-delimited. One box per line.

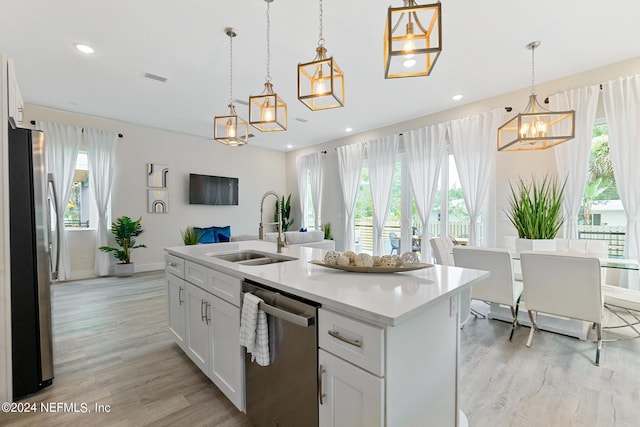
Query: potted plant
xmin=274 ymin=194 xmax=294 ymax=232
xmin=180 ymin=226 xmax=202 ymax=245
xmin=99 ymin=216 xmax=146 ymax=277
xmin=506 ymin=175 xmax=566 ymax=253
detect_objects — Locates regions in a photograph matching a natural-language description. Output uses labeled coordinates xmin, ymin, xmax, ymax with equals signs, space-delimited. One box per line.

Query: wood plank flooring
xmin=1 ymin=272 xmax=639 ymax=426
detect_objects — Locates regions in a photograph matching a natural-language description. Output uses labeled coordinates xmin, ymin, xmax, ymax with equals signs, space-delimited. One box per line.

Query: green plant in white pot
xmin=506 ymin=175 xmax=566 ymax=253
xmin=99 ymin=216 xmax=146 ymax=277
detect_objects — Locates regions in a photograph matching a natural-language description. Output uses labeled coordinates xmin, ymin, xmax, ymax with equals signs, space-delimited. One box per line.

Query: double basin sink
xmin=208 ymin=250 xmax=297 ymax=266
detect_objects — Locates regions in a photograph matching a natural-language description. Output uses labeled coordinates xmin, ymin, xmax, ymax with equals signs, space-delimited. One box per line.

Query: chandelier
xmin=214 ymin=28 xmax=249 ymax=146
xmin=498 ymin=41 xmax=575 ymax=151
xmin=384 ymin=0 xmax=442 ymax=79
xmin=297 ymin=0 xmax=344 ymax=110
xmin=249 ymin=0 xmax=287 ymax=132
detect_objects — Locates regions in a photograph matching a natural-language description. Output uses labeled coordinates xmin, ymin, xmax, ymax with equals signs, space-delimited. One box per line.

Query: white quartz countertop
xmin=165 ymin=241 xmax=489 ymax=326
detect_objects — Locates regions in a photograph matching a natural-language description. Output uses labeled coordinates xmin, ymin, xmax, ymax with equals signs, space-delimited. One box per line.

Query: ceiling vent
xmin=233 ymin=98 xmax=249 ymax=106
xmin=143 ymin=72 xmax=168 ymax=83
xmin=295 ymin=117 xmax=309 ymax=123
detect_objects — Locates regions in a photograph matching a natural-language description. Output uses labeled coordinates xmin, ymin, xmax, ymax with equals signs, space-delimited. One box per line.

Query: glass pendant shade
xmin=249 ymin=82 xmax=287 ymax=131
xmin=298 ymin=46 xmax=345 ymax=110
xmin=384 ymin=1 xmax=442 ymax=79
xmin=214 ymin=103 xmax=249 ymax=146
xmin=498 ymin=95 xmax=575 ymax=151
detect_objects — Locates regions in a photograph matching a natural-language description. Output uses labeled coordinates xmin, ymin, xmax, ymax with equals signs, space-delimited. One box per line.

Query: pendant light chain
xmin=318 ymin=0 xmax=325 ymax=46
xmin=530 ymin=43 xmax=536 ymax=95
xmin=229 ymin=32 xmax=234 ymax=103
xmin=266 ymin=0 xmax=271 ymax=82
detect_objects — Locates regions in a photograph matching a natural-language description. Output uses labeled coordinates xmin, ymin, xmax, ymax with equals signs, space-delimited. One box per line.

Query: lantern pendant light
xmin=249 ymin=0 xmax=287 ymax=132
xmin=298 ymin=0 xmax=344 ymax=111
xmin=497 ymin=41 xmax=575 ymax=151
xmin=384 ymin=0 xmax=442 ymax=79
xmin=214 ymin=27 xmax=249 ymax=146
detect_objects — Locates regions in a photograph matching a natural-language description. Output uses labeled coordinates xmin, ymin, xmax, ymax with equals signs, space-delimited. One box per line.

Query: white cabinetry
xmin=165 ymin=256 xmax=244 ymax=411
xmin=7 ymin=59 xmax=23 ymax=128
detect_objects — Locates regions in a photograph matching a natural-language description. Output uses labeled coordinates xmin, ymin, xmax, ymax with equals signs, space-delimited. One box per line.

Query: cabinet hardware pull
xmin=318 ymin=364 xmax=326 ymax=405
xmin=200 ymin=299 xmax=206 ymax=322
xmin=205 ymin=301 xmax=211 ymax=325
xmin=328 ymin=330 xmax=362 ymax=348
xmin=169 ymin=262 xmax=178 ymax=267
xmin=178 ymin=286 xmax=183 ymax=305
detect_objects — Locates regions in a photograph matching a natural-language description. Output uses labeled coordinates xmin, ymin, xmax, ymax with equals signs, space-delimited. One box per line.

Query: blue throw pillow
xmin=195 ymin=226 xmax=218 ymax=244
xmin=214 ymin=225 xmax=231 ymax=242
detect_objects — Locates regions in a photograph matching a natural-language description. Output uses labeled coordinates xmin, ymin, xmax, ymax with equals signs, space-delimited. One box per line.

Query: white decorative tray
xmin=309 ymin=260 xmax=433 ymax=273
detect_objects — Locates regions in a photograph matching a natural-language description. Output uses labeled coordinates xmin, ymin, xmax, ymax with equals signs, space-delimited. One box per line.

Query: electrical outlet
xmin=81 ymin=255 xmax=89 ymax=263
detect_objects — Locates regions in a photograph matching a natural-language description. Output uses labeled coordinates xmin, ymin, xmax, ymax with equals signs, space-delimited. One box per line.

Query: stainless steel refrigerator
xmin=9 ymin=125 xmax=59 ymax=399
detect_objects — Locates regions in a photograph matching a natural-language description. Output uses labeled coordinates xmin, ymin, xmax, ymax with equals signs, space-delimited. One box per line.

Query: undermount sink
xmin=208 ymin=250 xmax=297 ymax=266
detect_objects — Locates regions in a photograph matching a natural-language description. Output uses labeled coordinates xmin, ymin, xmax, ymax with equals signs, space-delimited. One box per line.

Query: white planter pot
xmin=115 ymin=263 xmax=135 ymax=277
xmin=515 ymin=238 xmax=557 ymax=254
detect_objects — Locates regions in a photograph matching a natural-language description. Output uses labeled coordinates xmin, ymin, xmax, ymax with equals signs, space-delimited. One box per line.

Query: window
xmin=305 ymin=177 xmax=316 ymax=230
xmin=579 ymin=123 xmax=626 ymax=257
xmin=64 ymin=151 xmax=102 ymax=229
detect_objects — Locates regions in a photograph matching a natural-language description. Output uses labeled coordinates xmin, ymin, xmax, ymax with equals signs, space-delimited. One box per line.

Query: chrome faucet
xmin=259 ymin=191 xmax=285 ymax=253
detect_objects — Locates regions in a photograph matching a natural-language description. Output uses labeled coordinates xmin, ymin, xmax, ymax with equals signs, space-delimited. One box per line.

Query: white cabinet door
xmin=318 ymin=349 xmax=384 ymax=427
xmin=167 ymin=274 xmax=187 ymax=349
xmin=186 ymin=283 xmax=210 ymax=373
xmin=209 ymin=295 xmax=244 ymax=411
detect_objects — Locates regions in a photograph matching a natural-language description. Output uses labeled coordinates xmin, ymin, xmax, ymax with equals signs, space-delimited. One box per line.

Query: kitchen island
xmin=165 ymin=240 xmax=488 ymax=427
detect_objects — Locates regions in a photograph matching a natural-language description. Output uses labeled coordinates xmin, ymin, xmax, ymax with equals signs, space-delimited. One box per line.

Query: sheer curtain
xmin=337 ymin=143 xmax=365 ymax=251
xmin=405 ymin=124 xmax=447 ymax=262
xmin=308 ymin=152 xmax=324 ymax=230
xmin=602 ymin=75 xmax=640 ymax=261
xmin=38 ymin=121 xmax=82 ymax=281
xmin=367 ymin=135 xmax=399 ymax=255
xmin=85 ymin=129 xmax=118 ymax=276
xmin=450 ymin=109 xmax=504 ymax=246
xmin=550 ymin=85 xmax=600 ymax=239
xmin=295 ymin=155 xmax=310 ymax=229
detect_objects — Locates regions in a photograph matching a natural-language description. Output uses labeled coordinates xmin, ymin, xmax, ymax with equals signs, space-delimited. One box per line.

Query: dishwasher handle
xmin=258 ymin=300 xmax=314 ymax=328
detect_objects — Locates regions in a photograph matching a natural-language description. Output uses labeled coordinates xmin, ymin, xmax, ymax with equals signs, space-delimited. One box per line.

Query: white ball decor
xmin=372 ymin=256 xmax=382 ymax=267
xmin=337 ymin=255 xmax=351 ymax=266
xmin=390 ymin=254 xmax=402 ymax=266
xmin=401 ymin=252 xmax=420 ymax=266
xmin=354 ymin=253 xmax=374 ymax=267
xmin=380 ymin=255 xmax=398 ymax=267
xmin=323 ymin=250 xmax=341 ymax=265
xmin=343 ymin=251 xmax=357 ymax=265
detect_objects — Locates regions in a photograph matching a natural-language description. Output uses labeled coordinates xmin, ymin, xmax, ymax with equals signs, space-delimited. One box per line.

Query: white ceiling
xmin=1 ymin=0 xmax=639 ymax=151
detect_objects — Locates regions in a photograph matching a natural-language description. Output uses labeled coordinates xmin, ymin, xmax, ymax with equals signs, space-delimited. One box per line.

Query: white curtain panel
xmin=602 ymin=75 xmax=640 ymax=261
xmin=85 ymin=129 xmax=118 ymax=276
xmin=38 ymin=121 xmax=82 ymax=281
xmin=367 ymin=135 xmax=399 ymax=255
xmin=308 ymin=152 xmax=324 ymax=230
xmin=550 ymin=85 xmax=600 ymax=239
xmin=295 ymin=155 xmax=310 ymax=230
xmin=405 ymin=124 xmax=447 ymax=262
xmin=450 ymin=109 xmax=504 ymax=246
xmin=337 ymin=143 xmax=365 ymax=251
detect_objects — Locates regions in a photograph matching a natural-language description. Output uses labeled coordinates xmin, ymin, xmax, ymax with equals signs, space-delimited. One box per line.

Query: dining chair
xmin=601 ymin=284 xmax=640 ymax=339
xmin=389 ymin=232 xmax=400 ymax=254
xmin=520 ymin=251 xmax=603 ymax=365
xmin=453 ymin=246 xmax=523 ymax=340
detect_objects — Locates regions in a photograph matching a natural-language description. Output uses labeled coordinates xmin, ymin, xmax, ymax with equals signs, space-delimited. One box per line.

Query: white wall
xmin=24 ymin=105 xmax=287 ymax=279
xmin=286 ymin=56 xmax=640 ymax=251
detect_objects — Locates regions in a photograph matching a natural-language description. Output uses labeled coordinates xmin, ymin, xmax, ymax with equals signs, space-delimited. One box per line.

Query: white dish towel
xmin=239 ymin=292 xmax=270 ymax=366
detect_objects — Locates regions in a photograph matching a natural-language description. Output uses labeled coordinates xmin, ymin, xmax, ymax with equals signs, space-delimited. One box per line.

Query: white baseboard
xmin=67 ymin=262 xmax=164 ymax=281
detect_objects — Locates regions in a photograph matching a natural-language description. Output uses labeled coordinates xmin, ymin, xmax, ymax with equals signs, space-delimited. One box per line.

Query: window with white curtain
xmin=63 ymin=150 xmax=108 ymax=230
xmin=305 ymin=176 xmax=316 ymax=230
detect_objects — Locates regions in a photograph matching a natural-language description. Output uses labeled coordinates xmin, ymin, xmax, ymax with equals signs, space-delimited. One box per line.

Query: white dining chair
xmin=453 ymin=246 xmax=523 ymax=341
xmin=520 ymin=251 xmax=604 ymax=365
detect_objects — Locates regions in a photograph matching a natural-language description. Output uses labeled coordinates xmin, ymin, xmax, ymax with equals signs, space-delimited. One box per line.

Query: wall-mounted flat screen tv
xmin=189 ymin=173 xmax=239 ymax=206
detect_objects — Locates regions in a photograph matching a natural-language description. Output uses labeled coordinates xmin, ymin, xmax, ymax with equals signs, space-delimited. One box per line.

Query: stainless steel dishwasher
xmin=242 ymin=279 xmax=319 ymax=427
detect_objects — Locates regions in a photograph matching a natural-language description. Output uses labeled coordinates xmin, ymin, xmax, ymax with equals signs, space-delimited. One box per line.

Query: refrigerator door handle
xmin=47 ymin=173 xmax=60 ymax=280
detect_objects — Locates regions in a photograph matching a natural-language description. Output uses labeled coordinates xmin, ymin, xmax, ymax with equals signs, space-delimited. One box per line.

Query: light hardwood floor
xmin=2 ymin=272 xmax=639 ymax=426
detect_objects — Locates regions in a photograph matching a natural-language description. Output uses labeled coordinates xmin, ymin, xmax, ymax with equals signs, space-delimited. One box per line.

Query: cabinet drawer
xmin=185 ymin=261 xmax=208 ymax=288
xmin=318 ymin=309 xmax=385 ymax=376
xmin=206 ymin=269 xmax=242 ymax=307
xmin=165 ymin=254 xmax=185 ymax=278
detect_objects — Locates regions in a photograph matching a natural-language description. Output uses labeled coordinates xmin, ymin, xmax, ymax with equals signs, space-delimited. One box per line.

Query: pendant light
xmin=214 ymin=27 xmax=249 ymax=146
xmin=249 ymin=0 xmax=287 ymax=132
xmin=498 ymin=41 xmax=575 ymax=151
xmin=298 ymin=0 xmax=344 ymax=111
xmin=384 ymin=0 xmax=442 ymax=79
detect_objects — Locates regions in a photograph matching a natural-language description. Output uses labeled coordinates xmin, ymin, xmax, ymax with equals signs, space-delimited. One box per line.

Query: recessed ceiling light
xmin=286 ymin=144 xmax=293 ymax=149
xmin=451 ymin=94 xmax=463 ymax=101
xmin=75 ymin=44 xmax=95 ymax=54
xmin=345 ymin=127 xmax=353 ymax=132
